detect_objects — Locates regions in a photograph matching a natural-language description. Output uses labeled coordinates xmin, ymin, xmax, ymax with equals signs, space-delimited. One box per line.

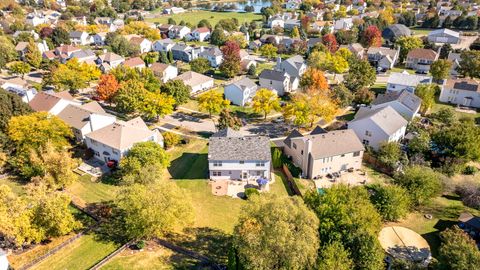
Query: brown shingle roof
xmin=407 ymin=48 xmax=438 ymax=60
xmin=123 ymin=57 xmax=145 ymax=68
xmin=445 ymin=78 xmax=480 ymax=92
xmin=28 ymin=91 xmax=74 ymax=112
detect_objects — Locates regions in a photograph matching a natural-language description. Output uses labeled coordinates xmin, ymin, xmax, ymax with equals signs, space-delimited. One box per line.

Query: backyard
xmin=431 ymin=99 xmax=480 ymax=121
xmin=147 ymin=10 xmax=262 ymax=27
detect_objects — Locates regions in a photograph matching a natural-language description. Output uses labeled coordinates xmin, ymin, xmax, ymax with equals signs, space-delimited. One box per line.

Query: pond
xmin=198 ymin=0 xmax=272 ymax=13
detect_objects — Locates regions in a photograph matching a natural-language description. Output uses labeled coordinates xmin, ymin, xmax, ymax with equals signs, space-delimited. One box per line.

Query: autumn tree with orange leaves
xmin=299 ymin=68 xmax=329 ymax=96
xmin=362 ymin=25 xmax=382 ymax=47
xmin=96 ymin=74 xmax=119 ymax=103
xmin=322 ymin=33 xmax=338 ymax=53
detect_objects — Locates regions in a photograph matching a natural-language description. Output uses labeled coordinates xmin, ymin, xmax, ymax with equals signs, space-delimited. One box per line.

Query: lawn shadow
xmin=422 ymin=219 xmax=458 ymax=257
xmin=169 ymin=153 xmax=208 ymax=179
xmin=441 ymin=194 xmax=461 ymax=201
xmin=196 ymin=131 xmax=214 ymax=138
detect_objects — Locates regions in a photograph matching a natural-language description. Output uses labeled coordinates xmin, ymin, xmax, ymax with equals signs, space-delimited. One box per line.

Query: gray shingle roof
xmin=227 ymin=77 xmax=257 ymax=93
xmin=259 ymin=69 xmax=288 ymax=81
xmin=387 ymin=72 xmax=432 ymax=87
xmin=351 ymin=106 xmax=408 ymax=136
xmin=208 ymin=131 xmax=271 ymax=161
xmin=372 ymin=90 xmax=422 ymax=112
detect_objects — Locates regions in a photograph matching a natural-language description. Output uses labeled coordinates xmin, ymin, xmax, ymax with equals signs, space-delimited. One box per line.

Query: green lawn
xmin=371 ymin=82 xmax=387 ymax=95
xmin=67 ymin=175 xmax=119 ymax=205
xmin=31 ymin=233 xmax=120 ymax=270
xmin=430 ymin=99 xmax=480 ymax=120
xmin=146 ymin=10 xmax=262 ymax=27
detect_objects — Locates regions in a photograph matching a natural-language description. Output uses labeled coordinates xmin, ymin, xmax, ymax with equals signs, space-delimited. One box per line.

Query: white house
xmin=428 ymin=28 xmax=460 ymax=44
xmin=370 ymin=90 xmax=422 ymax=120
xmin=259 ymin=69 xmax=291 ymax=96
xmin=224 ymin=77 xmax=258 ymax=106
xmin=208 ymin=128 xmax=271 ymax=181
xmin=334 ymin=18 xmax=354 ymax=31
xmin=163 ymin=7 xmax=186 ymax=14
xmin=152 ymin=39 xmax=176 ymax=53
xmin=150 ymin=63 xmax=178 ymax=83
xmin=57 ymin=102 xmax=116 ymax=141
xmin=348 ymin=106 xmax=408 ymax=150
xmin=275 ymin=55 xmax=306 ymax=91
xmin=199 ymin=47 xmax=223 ymax=67
xmin=71 ymin=49 xmax=96 ymax=64
xmin=387 ymin=72 xmax=433 ymax=93
xmin=268 ymin=16 xmax=284 ymax=28
xmin=85 ymin=117 xmax=163 ymax=163
xmin=123 ymin=57 xmax=146 ymax=69
xmin=93 ymin=32 xmax=107 ymax=45
xmin=174 ymin=71 xmax=214 ymax=95
xmin=0 ymin=77 xmax=37 ymax=103
xmin=127 ymin=36 xmax=152 ymax=53
xmin=97 ymin=52 xmax=125 ymax=72
xmin=187 ymin=27 xmax=211 ymax=42
xmin=439 ymin=78 xmax=480 ymax=108
xmin=28 ymin=91 xmax=80 ymax=115
xmin=168 ymin=25 xmax=191 ymax=39
xmin=366 ymin=47 xmax=400 ymax=70
xmin=0 ymin=249 xmax=9 ymax=270
xmin=69 ymin=31 xmax=91 ymax=46
xmin=447 ymin=52 xmax=461 ymax=76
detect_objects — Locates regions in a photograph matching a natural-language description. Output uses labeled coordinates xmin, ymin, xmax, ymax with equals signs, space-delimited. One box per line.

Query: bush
xmin=393 ymin=165 xmax=443 ymax=206
xmin=163 ymin=132 xmax=181 ymax=149
xmin=463 ymin=165 xmax=478 ymax=175
xmin=368 ymin=184 xmax=411 ymax=221
xmin=456 ymin=182 xmax=480 ymax=210
xmin=272 ymin=148 xmax=282 ymax=168
xmin=136 ymin=240 xmax=146 ymax=250
xmin=244 ymin=188 xmax=260 ymax=199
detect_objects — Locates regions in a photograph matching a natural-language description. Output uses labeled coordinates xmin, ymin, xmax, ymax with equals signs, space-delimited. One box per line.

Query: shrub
xmin=163 ymin=132 xmax=181 ymax=149
xmin=244 ymin=188 xmax=260 ymax=199
xmin=368 ymin=184 xmax=411 ymax=221
xmin=463 ymin=165 xmax=478 ymax=175
xmin=456 ymin=182 xmax=480 ymax=210
xmin=272 ymin=148 xmax=282 ymax=168
xmin=136 ymin=240 xmax=146 ymax=249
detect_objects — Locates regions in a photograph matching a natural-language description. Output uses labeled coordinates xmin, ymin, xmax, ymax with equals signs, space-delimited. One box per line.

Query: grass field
xmin=431 ymin=99 xmax=480 ymax=121
xmin=67 ymin=174 xmax=119 ymax=205
xmin=31 ymin=233 xmax=120 ymax=270
xmin=146 ymin=10 xmax=262 ymax=27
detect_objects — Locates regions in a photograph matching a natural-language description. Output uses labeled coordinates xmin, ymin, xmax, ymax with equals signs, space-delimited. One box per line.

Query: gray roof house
xmin=382 ymin=24 xmax=411 ymax=42
xmin=259 ymin=69 xmax=291 ymax=96
xmin=348 ymin=106 xmax=408 ymax=150
xmin=70 ymin=49 xmax=96 ymax=64
xmin=208 ymin=128 xmax=271 ymax=181
xmin=428 ymin=28 xmax=460 ymax=44
xmin=367 ymin=47 xmax=400 ymax=70
xmin=371 ymin=90 xmax=422 ymax=120
xmin=198 ymin=46 xmax=223 ymax=67
xmin=224 ymin=77 xmax=258 ymax=106
xmin=447 ymin=52 xmax=461 ymax=76
xmin=275 ymin=55 xmax=306 ymax=91
xmin=386 ymin=72 xmax=432 ymax=94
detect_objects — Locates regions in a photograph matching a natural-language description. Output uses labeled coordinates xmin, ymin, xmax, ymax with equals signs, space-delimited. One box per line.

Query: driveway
xmin=161 ymin=112 xmax=217 ymax=133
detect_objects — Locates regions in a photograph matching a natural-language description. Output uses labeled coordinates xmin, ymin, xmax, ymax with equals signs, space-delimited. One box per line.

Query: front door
xmin=463 ymin=97 xmax=472 ymax=107
xmin=241 ymin=172 xmax=248 ymax=180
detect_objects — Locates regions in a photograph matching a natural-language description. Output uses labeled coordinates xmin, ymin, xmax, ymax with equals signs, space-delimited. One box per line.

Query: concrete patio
xmin=77 ymin=159 xmax=110 ymax=177
xmin=314 ymin=169 xmax=369 ymax=189
xmin=210 ymin=178 xmax=272 ymax=198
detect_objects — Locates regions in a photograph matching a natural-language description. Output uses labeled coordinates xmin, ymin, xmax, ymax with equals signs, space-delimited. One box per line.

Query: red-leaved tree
xmin=96 ymin=74 xmax=119 ymax=103
xmin=322 ymin=33 xmax=338 ymax=53
xmin=362 ymin=25 xmax=382 ymax=47
xmin=220 ymin=40 xmax=241 ymax=78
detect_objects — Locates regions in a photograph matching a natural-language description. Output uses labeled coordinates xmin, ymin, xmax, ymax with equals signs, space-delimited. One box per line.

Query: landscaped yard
xmin=67 ymin=174 xmax=119 ymax=205
xmin=146 ymin=10 xmax=262 ymax=27
xmin=31 ymin=233 xmax=120 ymax=270
xmin=431 ymin=99 xmax=480 ymax=121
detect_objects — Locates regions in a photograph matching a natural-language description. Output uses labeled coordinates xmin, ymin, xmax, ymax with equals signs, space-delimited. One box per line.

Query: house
xmin=458 ymin=212 xmax=480 ymax=237
xmin=149 ymin=63 xmax=178 ymax=83
xmin=93 ymin=32 xmax=107 ymax=45
xmin=259 ymin=69 xmax=291 ymax=96
xmin=370 ymin=90 xmax=422 ymax=120
xmin=28 ymin=91 xmax=79 ymax=115
xmin=51 ymin=45 xmax=82 ymax=61
xmin=382 ymin=24 xmax=411 ymax=42
xmin=198 ymin=47 xmax=223 ymax=67
xmin=348 ymin=106 xmax=408 ymax=150
xmin=284 ymin=19 xmax=301 ymax=30
xmin=260 ymin=34 xmax=283 ymax=45
xmin=0 ymin=77 xmax=37 ymax=103
xmin=339 ymin=43 xmax=365 ymax=59
xmin=386 ymin=72 xmax=432 ymax=93
xmin=70 ymin=49 xmax=96 ymax=64
xmin=224 ymin=77 xmax=258 ymax=106
xmin=97 ymin=52 xmax=125 ymax=72
xmin=174 ymin=71 xmax=214 ymax=95
xmin=158 ymin=24 xmax=174 ymax=36
xmin=163 ymin=7 xmax=186 ymax=14
xmin=15 ymin=42 xmax=29 ymax=59
xmin=57 ymin=102 xmax=116 ymax=141
xmin=367 ymin=47 xmax=400 ymax=70
xmin=428 ymin=28 xmax=460 ymax=44
xmin=439 ymin=78 xmax=480 ymax=108
xmin=334 ymin=18 xmax=354 ymax=31
xmin=171 ymin=43 xmax=201 ymax=62
xmin=447 ymin=52 xmax=461 ymax=76
xmin=95 ymin=17 xmax=124 ymax=32
xmin=69 ymin=31 xmax=91 ymax=45
xmin=127 ymin=36 xmax=152 ymax=53
xmin=268 ymin=16 xmax=284 ymax=28
xmin=208 ymin=128 xmax=271 ymax=181
xmin=249 ymin=40 xmax=262 ymax=50
xmin=168 ymin=25 xmax=191 ymax=39
xmin=123 ymin=57 xmax=146 ymax=69
xmin=405 ymin=48 xmax=439 ymax=73
xmin=283 ymin=128 xmax=365 ymax=179
xmin=37 ymin=40 xmax=49 ymax=54
xmin=152 ymin=39 xmax=176 ymax=53
xmin=0 ymin=248 xmax=9 ymax=270
xmin=275 ymin=55 xmax=306 ymax=91
xmin=187 ymin=27 xmax=211 ymax=42
xmin=85 ymin=117 xmax=163 ymax=163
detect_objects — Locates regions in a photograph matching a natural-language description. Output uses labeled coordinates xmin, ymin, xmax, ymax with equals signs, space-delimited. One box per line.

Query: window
xmin=256 ymin=162 xmax=265 ymax=167
xmin=94 ymin=151 xmax=100 ymax=157
xmin=212 ymin=171 xmax=221 ymax=176
xmin=213 ymin=161 xmax=222 ymax=167
xmin=293 ymin=143 xmax=297 ymax=149
xmin=341 ymin=154 xmax=345 ymax=157
xmin=112 ymin=149 xmax=119 ymax=155
xmin=301 ymin=150 xmax=303 ymax=155
xmin=353 ymin=151 xmax=360 ymax=157
xmin=362 ymin=140 xmax=369 ymax=146
xmin=239 ymin=160 xmax=244 ymax=164
xmin=270 ymin=80 xmax=273 ymax=85
xmin=365 ymin=130 xmax=372 ymax=137
xmin=229 ymin=171 xmax=232 ymax=174
xmin=256 ymin=171 xmax=262 ymax=176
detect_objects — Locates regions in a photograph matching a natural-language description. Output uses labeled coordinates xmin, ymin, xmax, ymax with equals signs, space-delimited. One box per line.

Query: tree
xmin=163 ymin=132 xmax=181 ymax=149
xmin=431 ymin=59 xmax=452 ymax=82
xmin=259 ymin=44 xmax=278 ymax=59
xmin=247 ymin=64 xmax=256 ymax=76
xmin=0 ymin=88 xmax=32 ymax=133
xmin=408 ymin=130 xmax=431 ymax=155
xmin=96 ymin=74 xmax=119 ymax=103
xmin=283 ymin=93 xmax=337 ymax=127
xmin=160 ymin=80 xmax=191 ymax=107
xmin=353 ymin=87 xmax=375 ymax=104
xmin=114 ymin=80 xmax=148 ymax=114
xmin=39 ymin=26 xmax=54 ymax=39
xmin=220 ymin=41 xmax=241 ymax=78
xmin=197 ymin=19 xmax=211 ymax=29
xmin=299 ymin=68 xmax=329 ymax=95
xmin=368 ymin=184 xmax=411 ymax=221
xmin=393 ymin=165 xmax=442 ymax=206
xmin=50 ymin=59 xmax=101 ymax=93
xmin=210 ymin=28 xmax=227 ymax=46
xmin=8 ymin=61 xmax=31 ymax=79
xmin=51 ymin=27 xmax=70 ymax=46
xmin=0 ymin=36 xmax=17 ymax=69
xmin=395 ymin=36 xmax=423 ymax=63
xmin=322 ymin=33 xmax=338 ymax=53
xmin=141 ymin=91 xmax=175 ymax=120
xmin=332 ymin=84 xmax=354 ymax=107
xmin=106 ymin=33 xmax=140 ymax=57
xmin=252 ymin=89 xmax=280 ymax=119
xmin=167 ymin=50 xmax=174 ymax=63
xmin=343 ymin=59 xmax=376 ymax=91
xmin=198 ymin=90 xmax=230 ymax=118
xmin=217 ymin=109 xmax=242 ymax=130
xmin=432 ymin=120 xmax=480 ymax=162
xmin=189 ymin=57 xmax=211 ymax=74
xmin=440 ymin=43 xmax=452 ymax=59
xmin=142 ymin=52 xmax=159 ymax=65
xmin=25 ymin=40 xmax=42 ymax=69
xmin=431 ymin=107 xmax=457 ymax=126
xmin=234 ymin=195 xmax=319 ymax=270
xmin=318 ymin=241 xmax=354 ymax=270
xmin=438 ymin=226 xmax=480 ymax=270
xmin=458 ymin=51 xmax=480 ymax=78
xmin=115 ymin=182 xmax=193 ymax=240
xmin=291 ymin=26 xmax=300 ymax=38
xmin=361 ymin=25 xmax=382 ymax=47
xmin=119 ymin=141 xmax=169 ymax=185
xmin=377 ymin=141 xmax=402 ymax=169
xmin=304 ymin=185 xmax=385 ymax=270
xmin=415 ymin=84 xmax=437 ymax=113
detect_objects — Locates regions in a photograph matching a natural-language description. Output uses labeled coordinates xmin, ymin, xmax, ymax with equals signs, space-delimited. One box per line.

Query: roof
xmin=174 ymin=71 xmax=213 ymax=87
xmin=367 ymin=47 xmax=398 ymax=59
xmin=387 ymin=72 xmax=432 ymax=87
xmin=382 ymin=24 xmax=411 ymax=39
xmin=85 ymin=117 xmax=154 ymax=150
xmin=372 ymin=90 xmax=422 ymax=112
xmin=0 ymin=76 xmax=29 ymax=87
xmin=407 ymin=48 xmax=438 ymax=60
xmin=15 ymin=41 xmax=29 ymax=51
xmin=69 ymin=31 xmax=86 ymax=38
xmin=208 ymin=132 xmax=271 ymax=161
xmin=56 ymin=45 xmax=81 ymax=54
xmin=226 ymin=77 xmax=257 ymax=93
xmin=70 ymin=49 xmax=95 ymax=59
xmin=57 ymin=103 xmax=109 ymax=129
xmin=259 ymin=69 xmax=288 ymax=81
xmin=195 ymin=27 xmax=210 ymax=33
xmin=199 ymin=47 xmax=222 ymax=57
xmin=282 ymin=55 xmax=306 ymax=72
xmin=28 ymin=91 xmax=74 ymax=112
xmin=172 ymin=43 xmax=191 ymax=52
xmin=155 ymin=38 xmax=175 ymax=45
xmin=310 ymin=126 xmax=327 ymax=135
xmin=99 ymin=52 xmax=124 ymax=63
xmin=123 ymin=57 xmax=145 ymax=68
xmin=283 ymin=129 xmax=303 ymax=148
xmin=81 ymin=101 xmax=105 ymax=113
xmin=150 ymin=62 xmax=171 ymax=73
xmin=445 ymin=78 xmax=480 ymax=92
xmin=429 ymin=28 xmax=460 ymax=38
xmin=129 ymin=36 xmax=147 ymax=46
xmin=459 ymin=212 xmax=480 ymax=231
xmin=351 ymin=106 xmax=408 ymax=135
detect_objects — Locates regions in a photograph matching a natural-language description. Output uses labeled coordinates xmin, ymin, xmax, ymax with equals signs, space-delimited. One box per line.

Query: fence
xmin=281 ymin=164 xmax=302 ymax=197
xmin=363 ymin=152 xmax=393 ymax=176
xmin=155 ymin=239 xmax=223 ymax=270
xmin=89 ymin=240 xmax=133 ymax=270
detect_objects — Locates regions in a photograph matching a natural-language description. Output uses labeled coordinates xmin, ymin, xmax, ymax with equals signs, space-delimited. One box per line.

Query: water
xmin=199 ymin=0 xmax=272 ymax=13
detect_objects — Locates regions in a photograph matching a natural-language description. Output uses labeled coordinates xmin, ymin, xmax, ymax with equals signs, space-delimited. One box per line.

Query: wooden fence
xmin=281 ymin=164 xmax=302 ymax=197
xmin=363 ymin=152 xmax=393 ymax=176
